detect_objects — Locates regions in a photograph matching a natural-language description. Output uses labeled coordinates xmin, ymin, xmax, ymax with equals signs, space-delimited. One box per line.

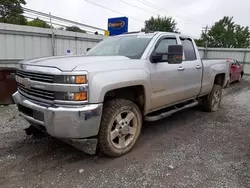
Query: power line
xmin=23 ymin=7 xmax=105 ymax=32
xmin=24 ymin=12 xmax=72 ymax=27
xmin=23 ymin=15 xmax=69 ymax=28
xmin=23 ymin=13 xmax=98 ymax=34
xmin=23 ymin=12 xmax=93 ymax=32
xmin=137 ymin=0 xmax=204 ymax=26
xmin=1 ymin=2 xmax=105 ymax=33
xmin=119 ymin=0 xmax=158 ymax=17
xmin=138 ymin=0 xmax=179 ymax=17
xmin=84 ymin=0 xmax=145 ymax=23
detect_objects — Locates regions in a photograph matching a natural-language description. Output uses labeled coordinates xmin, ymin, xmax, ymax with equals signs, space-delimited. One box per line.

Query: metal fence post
xmin=49 ymin=12 xmax=56 ymax=56
xmin=243 ymin=50 xmax=247 ymax=70
xmin=51 ymin=32 xmax=55 ymax=56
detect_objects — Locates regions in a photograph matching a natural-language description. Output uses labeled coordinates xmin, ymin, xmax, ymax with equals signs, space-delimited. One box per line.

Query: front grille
xmin=18 ymin=83 xmax=55 ymax=101
xmin=17 ymin=70 xmax=54 ymax=83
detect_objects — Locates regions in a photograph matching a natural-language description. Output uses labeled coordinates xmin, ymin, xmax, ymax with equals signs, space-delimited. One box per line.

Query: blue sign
xmin=108 ymin=17 xmax=128 ymax=36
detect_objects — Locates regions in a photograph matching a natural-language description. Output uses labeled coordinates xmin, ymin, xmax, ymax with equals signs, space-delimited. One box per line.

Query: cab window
xmin=180 ymin=38 xmax=196 ymax=61
xmin=155 ymin=38 xmax=177 ymax=54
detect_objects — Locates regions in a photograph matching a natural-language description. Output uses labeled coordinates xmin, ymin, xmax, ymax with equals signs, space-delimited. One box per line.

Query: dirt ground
xmin=1 ymin=77 xmax=250 ymax=188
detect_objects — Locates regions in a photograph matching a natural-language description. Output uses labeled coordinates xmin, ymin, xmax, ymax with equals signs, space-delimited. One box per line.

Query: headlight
xmin=65 ymin=76 xmax=76 ymax=83
xmin=55 ymin=92 xmax=87 ymax=101
xmin=54 ymin=75 xmax=87 ymax=84
xmin=54 ymin=74 xmax=88 ymax=101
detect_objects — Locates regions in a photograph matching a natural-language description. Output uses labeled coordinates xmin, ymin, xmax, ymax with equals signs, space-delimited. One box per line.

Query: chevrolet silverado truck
xmin=13 ymin=32 xmax=229 ymax=157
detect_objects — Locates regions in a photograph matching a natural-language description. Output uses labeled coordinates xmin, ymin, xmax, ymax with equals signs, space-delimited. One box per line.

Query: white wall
xmin=198 ymin=47 xmax=250 ymax=74
xmin=0 ymin=23 xmax=249 ymax=74
xmin=0 ymin=23 xmax=105 ymax=68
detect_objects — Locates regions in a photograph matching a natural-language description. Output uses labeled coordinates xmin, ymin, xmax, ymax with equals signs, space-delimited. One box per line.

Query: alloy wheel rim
xmin=110 ymin=110 xmax=138 ymax=149
xmin=212 ymin=90 xmax=221 ymax=109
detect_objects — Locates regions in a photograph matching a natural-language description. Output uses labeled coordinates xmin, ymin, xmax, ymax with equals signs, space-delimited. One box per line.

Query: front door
xmin=149 ymin=37 xmax=185 ymax=110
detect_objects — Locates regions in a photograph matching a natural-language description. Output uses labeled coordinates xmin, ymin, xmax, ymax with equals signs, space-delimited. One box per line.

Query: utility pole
xmin=202 ymin=25 xmax=210 ymax=58
xmin=49 ymin=12 xmax=53 ymax=28
xmin=49 ymin=12 xmax=55 ymax=56
xmin=202 ymin=25 xmax=210 ymax=49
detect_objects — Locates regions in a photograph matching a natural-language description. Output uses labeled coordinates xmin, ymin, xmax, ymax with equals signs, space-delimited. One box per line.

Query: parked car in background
xmin=227 ymin=58 xmax=244 ymax=83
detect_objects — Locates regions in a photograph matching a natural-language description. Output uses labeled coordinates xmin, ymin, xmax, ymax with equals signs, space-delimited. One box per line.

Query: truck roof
xmin=117 ymin=31 xmax=191 ymax=39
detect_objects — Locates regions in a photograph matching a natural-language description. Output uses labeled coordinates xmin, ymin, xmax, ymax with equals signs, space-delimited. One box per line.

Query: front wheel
xmin=202 ymin=84 xmax=222 ymax=112
xmin=99 ymin=99 xmax=142 ymax=157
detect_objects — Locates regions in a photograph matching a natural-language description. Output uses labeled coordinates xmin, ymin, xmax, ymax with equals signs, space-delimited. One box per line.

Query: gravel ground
xmin=1 ymin=77 xmax=250 ymax=188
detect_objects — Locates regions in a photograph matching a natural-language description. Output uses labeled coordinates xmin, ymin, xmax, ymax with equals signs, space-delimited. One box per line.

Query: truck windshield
xmin=85 ymin=35 xmax=152 ymax=59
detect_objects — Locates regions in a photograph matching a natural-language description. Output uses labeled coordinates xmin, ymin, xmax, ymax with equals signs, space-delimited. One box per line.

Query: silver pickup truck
xmin=13 ymin=32 xmax=229 ymax=157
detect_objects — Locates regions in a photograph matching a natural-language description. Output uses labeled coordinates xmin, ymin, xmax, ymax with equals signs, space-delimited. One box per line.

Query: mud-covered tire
xmin=202 ymin=84 xmax=222 ymax=112
xmin=238 ymin=72 xmax=244 ymax=82
xmin=99 ymin=99 xmax=142 ymax=157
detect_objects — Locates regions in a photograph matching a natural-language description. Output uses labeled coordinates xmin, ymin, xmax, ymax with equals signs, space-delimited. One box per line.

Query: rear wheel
xmin=99 ymin=99 xmax=142 ymax=157
xmin=238 ymin=72 xmax=244 ymax=82
xmin=202 ymin=84 xmax=222 ymax=112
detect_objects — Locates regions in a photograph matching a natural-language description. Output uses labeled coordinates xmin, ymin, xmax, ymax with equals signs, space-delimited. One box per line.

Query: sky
xmin=24 ymin=0 xmax=250 ymax=38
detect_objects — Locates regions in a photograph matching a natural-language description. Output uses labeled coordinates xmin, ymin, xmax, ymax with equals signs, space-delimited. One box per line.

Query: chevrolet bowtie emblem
xmin=23 ymin=78 xmax=30 ymax=89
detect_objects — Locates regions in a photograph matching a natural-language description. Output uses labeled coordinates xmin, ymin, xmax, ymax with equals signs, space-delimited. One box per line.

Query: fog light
xmin=74 ymin=92 xmax=87 ymax=101
xmin=65 ymin=92 xmax=87 ymax=101
xmin=67 ymin=92 xmax=75 ymax=100
xmin=55 ymin=92 xmax=87 ymax=101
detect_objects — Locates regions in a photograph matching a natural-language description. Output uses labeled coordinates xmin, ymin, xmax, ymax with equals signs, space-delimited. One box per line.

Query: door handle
xmin=178 ymin=67 xmax=185 ymax=71
xmin=196 ymin=65 xmax=202 ymax=69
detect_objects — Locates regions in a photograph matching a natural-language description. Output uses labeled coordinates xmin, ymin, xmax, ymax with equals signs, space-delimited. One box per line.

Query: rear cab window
xmin=180 ymin=37 xmax=197 ymax=61
xmin=234 ymin=60 xmax=241 ymax=66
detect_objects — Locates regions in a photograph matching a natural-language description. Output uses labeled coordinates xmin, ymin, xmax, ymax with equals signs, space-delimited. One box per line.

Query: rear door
xmin=234 ymin=60 xmax=243 ymax=79
xmin=179 ymin=37 xmax=203 ymax=99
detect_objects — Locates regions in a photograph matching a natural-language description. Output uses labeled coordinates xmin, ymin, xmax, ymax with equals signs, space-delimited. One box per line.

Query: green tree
xmin=194 ymin=32 xmax=207 ymax=47
xmin=194 ymin=39 xmax=204 ymax=47
xmin=27 ymin=18 xmax=52 ymax=28
xmin=0 ymin=0 xmax=27 ymax=25
xmin=66 ymin=26 xmax=86 ymax=33
xmin=198 ymin=16 xmax=250 ymax=48
xmin=142 ymin=16 xmax=179 ymax=33
xmin=234 ymin=25 xmax=250 ymax=48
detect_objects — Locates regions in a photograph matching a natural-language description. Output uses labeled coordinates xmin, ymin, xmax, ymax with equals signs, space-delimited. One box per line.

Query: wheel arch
xmin=103 ymin=85 xmax=147 ymax=113
xmin=214 ymin=73 xmax=226 ymax=87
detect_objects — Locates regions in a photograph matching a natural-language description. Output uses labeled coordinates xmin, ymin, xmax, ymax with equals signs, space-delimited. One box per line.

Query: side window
xmin=232 ymin=60 xmax=237 ymax=65
xmin=155 ymin=38 xmax=177 ymax=54
xmin=180 ymin=38 xmax=196 ymax=61
xmin=235 ymin=60 xmax=240 ymax=66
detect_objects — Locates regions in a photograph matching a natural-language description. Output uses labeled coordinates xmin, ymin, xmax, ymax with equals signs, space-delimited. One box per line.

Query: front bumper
xmin=12 ymin=91 xmax=103 ymax=139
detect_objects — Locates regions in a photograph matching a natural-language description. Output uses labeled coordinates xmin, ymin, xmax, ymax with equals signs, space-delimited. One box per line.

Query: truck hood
xmin=20 ymin=55 xmax=142 ymax=72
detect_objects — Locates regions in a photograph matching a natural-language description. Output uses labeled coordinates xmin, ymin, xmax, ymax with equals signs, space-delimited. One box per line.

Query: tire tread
xmin=202 ymin=84 xmax=222 ymax=112
xmin=99 ymin=99 xmax=142 ymax=157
